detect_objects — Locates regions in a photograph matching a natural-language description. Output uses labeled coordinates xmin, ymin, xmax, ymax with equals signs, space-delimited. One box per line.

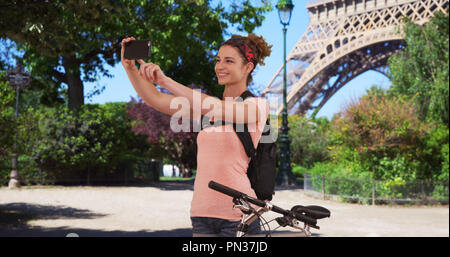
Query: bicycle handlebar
xmin=208 ymin=180 xmax=317 ymax=226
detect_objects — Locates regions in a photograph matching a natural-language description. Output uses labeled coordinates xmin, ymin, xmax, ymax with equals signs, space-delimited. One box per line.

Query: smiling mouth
xmin=217 ymin=73 xmax=229 ymax=78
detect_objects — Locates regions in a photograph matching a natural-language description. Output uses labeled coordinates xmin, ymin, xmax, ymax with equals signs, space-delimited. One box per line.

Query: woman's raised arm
xmin=137 ymin=61 xmax=268 ymax=125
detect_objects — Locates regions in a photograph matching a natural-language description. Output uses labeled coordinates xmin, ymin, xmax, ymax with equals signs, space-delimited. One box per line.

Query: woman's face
xmin=215 ymin=45 xmax=253 ymax=86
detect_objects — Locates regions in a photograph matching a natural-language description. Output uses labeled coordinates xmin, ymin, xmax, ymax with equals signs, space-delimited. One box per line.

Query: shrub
xmin=0 ymin=71 xmax=15 ymax=161
xmin=0 ymin=103 xmax=153 ymax=185
xmin=287 ymin=115 xmax=330 ymax=168
xmin=329 ymin=87 xmax=434 ymax=181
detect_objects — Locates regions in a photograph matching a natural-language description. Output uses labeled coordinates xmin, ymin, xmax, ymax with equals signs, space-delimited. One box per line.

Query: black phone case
xmin=124 ymin=40 xmax=152 ymax=60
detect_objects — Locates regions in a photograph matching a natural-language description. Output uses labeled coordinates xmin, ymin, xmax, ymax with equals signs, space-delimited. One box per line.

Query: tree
xmin=388 ymin=9 xmax=449 ymax=126
xmin=288 ymin=114 xmax=330 ymax=169
xmin=127 ymin=97 xmax=197 ymax=177
xmin=329 ymin=87 xmax=437 ymax=181
xmin=0 ymin=0 xmax=272 ymax=110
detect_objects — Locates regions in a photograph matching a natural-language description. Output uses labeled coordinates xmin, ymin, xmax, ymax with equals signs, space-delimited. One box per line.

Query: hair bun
xmin=228 ymin=33 xmax=272 ymax=67
xmin=246 ymin=33 xmax=272 ymax=66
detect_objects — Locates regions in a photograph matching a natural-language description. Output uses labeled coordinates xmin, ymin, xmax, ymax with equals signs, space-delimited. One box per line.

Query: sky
xmin=85 ymin=0 xmax=392 ymax=120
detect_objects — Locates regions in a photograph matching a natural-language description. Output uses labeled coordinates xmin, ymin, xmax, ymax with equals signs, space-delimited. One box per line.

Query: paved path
xmin=0 ymin=181 xmax=448 ymax=237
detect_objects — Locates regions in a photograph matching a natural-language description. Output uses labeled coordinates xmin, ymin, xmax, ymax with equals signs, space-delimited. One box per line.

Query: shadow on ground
xmin=1 ymin=227 xmax=193 ymax=237
xmin=1 ymin=226 xmax=316 ymax=237
xmin=0 ymin=202 xmax=106 ymax=228
xmin=0 ymin=202 xmax=193 ymax=237
xmin=0 ymin=180 xmax=312 ymax=237
xmin=0 ymin=202 xmax=314 ymax=237
xmin=0 ymin=201 xmax=318 ymax=237
xmin=148 ymin=180 xmax=194 ymax=191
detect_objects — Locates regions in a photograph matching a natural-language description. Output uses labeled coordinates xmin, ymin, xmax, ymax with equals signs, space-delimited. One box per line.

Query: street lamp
xmin=6 ymin=63 xmax=31 ymax=189
xmin=275 ymin=0 xmax=296 ymax=186
xmin=276 ymin=0 xmax=294 ymax=26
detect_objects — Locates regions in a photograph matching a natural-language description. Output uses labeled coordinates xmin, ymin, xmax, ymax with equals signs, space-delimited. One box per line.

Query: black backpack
xmin=232 ymin=91 xmax=277 ymax=201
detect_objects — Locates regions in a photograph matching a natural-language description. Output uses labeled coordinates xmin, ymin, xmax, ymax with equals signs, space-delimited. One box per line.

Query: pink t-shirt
xmin=190 ymin=97 xmax=270 ymax=221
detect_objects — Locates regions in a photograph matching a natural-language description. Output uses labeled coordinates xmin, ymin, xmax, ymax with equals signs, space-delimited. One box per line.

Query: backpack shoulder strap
xmin=239 ymin=90 xmax=254 ymax=100
xmin=233 ymin=91 xmax=256 ymax=158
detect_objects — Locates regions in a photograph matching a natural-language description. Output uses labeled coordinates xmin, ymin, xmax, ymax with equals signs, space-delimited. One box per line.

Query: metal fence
xmin=304 ymin=173 xmax=449 ymax=205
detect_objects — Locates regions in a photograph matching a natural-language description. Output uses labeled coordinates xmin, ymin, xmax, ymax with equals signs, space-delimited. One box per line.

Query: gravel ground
xmin=0 ymin=181 xmax=448 ymax=237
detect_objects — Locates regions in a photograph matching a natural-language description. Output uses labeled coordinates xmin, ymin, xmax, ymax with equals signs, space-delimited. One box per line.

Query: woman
xmin=122 ymin=34 xmax=272 ymax=237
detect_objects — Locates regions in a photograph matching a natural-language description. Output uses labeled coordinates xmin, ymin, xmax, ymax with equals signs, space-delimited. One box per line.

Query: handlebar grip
xmin=208 ymin=180 xmax=244 ymax=199
xmin=208 ymin=181 xmax=266 ymax=208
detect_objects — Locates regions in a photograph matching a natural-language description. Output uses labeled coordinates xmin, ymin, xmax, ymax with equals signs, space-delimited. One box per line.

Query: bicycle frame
xmin=233 ymin=197 xmax=312 ymax=237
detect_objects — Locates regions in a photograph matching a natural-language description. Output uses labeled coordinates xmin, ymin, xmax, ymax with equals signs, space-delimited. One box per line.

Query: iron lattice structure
xmin=262 ymin=0 xmax=449 ymax=115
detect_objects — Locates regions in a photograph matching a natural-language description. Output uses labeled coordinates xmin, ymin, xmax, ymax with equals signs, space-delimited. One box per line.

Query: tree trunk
xmin=62 ymin=56 xmax=84 ymax=110
xmin=179 ymin=164 xmax=186 ymax=178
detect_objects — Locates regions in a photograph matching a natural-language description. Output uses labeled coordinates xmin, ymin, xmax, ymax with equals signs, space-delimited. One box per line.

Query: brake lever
xmin=232 ymin=197 xmax=253 ymax=215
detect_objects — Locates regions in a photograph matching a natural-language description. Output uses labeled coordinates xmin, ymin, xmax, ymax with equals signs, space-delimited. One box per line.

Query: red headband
xmin=223 ymin=38 xmax=257 ymax=66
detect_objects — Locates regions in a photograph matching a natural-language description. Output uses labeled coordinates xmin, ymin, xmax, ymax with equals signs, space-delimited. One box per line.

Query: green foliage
xmin=0 ymin=102 xmax=153 ymax=185
xmin=440 ymin=144 xmax=449 ymax=181
xmin=301 ymin=85 xmax=449 ymax=202
xmin=40 ymin=103 xmax=151 ymax=182
xmin=329 ymin=87 xmax=436 ymax=180
xmin=291 ymin=163 xmax=308 ymax=178
xmin=0 ymin=71 xmax=15 ymax=161
xmin=218 ymin=0 xmax=273 ymax=33
xmin=286 ymin=115 xmax=330 ymax=169
xmin=0 ymin=0 xmax=272 ymax=108
xmin=388 ymin=10 xmax=449 ymax=126
xmin=305 ymin=162 xmax=374 ymax=203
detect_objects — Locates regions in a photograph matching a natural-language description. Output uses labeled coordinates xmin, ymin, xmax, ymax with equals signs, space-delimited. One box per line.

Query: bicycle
xmin=208 ymin=180 xmax=331 ymax=237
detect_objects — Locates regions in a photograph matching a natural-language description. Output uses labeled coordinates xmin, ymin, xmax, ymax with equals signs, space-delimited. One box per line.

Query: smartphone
xmin=124 ymin=39 xmax=152 ymax=60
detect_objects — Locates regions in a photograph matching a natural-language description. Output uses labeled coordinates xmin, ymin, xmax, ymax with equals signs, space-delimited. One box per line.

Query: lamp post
xmin=6 ymin=63 xmax=31 ymax=189
xmin=275 ymin=0 xmax=296 ymax=186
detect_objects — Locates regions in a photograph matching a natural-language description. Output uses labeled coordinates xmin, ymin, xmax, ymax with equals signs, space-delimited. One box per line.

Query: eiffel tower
xmin=262 ymin=0 xmax=449 ymax=115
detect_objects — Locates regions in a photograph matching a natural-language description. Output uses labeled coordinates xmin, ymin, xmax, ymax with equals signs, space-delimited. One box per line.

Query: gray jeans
xmin=191 ymin=217 xmax=261 ymax=237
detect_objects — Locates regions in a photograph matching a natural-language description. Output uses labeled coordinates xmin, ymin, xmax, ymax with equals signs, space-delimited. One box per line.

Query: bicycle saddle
xmin=291 ymin=205 xmax=331 ymax=220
